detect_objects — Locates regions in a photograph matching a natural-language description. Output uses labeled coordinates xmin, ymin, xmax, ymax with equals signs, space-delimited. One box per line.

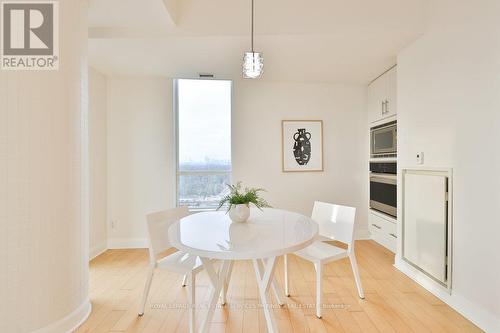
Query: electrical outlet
xmin=111 ymin=220 xmax=116 ymax=229
xmin=416 ymin=152 xmax=424 ymax=164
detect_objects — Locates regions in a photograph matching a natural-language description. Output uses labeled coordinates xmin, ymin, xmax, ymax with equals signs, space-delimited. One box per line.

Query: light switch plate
xmin=416 ymin=152 xmax=424 ymax=164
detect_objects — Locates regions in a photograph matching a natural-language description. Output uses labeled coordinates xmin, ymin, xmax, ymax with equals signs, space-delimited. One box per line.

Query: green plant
xmin=217 ymin=182 xmax=271 ymax=212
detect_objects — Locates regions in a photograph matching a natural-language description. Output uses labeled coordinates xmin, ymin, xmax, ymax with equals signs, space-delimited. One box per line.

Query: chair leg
xmin=349 ymin=253 xmax=365 ymax=299
xmin=138 ymin=266 xmax=155 ymax=316
xmin=187 ymin=272 xmax=196 ymax=333
xmin=182 ymin=274 xmax=187 ymax=287
xmin=284 ymin=254 xmax=290 ymax=297
xmin=314 ymin=262 xmax=323 ymax=319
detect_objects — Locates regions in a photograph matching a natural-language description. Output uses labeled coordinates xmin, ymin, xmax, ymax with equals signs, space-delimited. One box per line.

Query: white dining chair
xmin=138 ymin=207 xmax=203 ymax=333
xmin=284 ymin=201 xmax=365 ymax=318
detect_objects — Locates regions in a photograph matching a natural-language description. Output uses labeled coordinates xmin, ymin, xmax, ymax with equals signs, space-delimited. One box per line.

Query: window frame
xmin=173 ymin=78 xmax=233 ymax=211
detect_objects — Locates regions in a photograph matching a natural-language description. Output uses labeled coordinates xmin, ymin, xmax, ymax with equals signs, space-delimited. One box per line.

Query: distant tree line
xmin=178 ymin=160 xmax=231 ymax=208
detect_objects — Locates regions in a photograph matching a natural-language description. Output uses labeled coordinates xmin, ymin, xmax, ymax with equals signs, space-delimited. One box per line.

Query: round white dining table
xmin=168 ymin=208 xmax=318 ymax=333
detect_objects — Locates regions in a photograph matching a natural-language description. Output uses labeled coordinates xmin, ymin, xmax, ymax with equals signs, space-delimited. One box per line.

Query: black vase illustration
xmin=293 ymin=128 xmax=311 ymax=165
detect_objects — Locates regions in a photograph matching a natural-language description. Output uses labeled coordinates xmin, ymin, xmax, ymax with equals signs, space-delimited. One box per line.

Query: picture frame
xmin=282 ymin=120 xmax=323 ymax=172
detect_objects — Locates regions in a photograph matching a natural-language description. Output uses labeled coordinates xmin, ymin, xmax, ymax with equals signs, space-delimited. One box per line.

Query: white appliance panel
xmin=403 ymin=172 xmax=448 ymax=284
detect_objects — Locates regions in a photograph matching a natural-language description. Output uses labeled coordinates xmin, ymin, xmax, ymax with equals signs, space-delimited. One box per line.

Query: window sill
xmin=187 ymin=207 xmax=220 ymax=213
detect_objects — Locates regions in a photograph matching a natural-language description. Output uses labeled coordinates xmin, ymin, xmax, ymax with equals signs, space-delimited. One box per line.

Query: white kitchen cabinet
xmin=367 ymin=74 xmax=385 ymax=123
xmin=385 ymin=66 xmax=397 ymax=118
xmin=369 ymin=210 xmax=397 ymax=252
xmin=367 ymin=66 xmax=397 ymax=123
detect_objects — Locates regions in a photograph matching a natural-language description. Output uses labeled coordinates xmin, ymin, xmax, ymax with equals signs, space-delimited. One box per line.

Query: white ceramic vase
xmin=228 ymin=204 xmax=250 ymax=223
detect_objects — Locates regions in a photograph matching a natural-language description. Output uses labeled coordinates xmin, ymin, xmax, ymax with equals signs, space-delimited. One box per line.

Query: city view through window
xmin=176 ymin=79 xmax=232 ymax=209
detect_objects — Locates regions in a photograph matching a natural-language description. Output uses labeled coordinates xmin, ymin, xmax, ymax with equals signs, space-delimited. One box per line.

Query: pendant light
xmin=242 ymin=0 xmax=263 ymax=78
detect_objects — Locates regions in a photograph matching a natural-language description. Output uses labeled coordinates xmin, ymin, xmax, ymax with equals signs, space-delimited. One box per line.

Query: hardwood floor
xmin=76 ymin=240 xmax=482 ymax=333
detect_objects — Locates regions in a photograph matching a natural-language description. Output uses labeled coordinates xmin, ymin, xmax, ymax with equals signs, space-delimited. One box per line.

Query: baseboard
xmin=107 ymin=237 xmax=148 ymax=249
xmin=89 ymin=241 xmax=107 ymax=260
xmin=31 ymin=298 xmax=91 ymax=333
xmin=355 ymin=228 xmax=371 ymax=240
xmin=395 ymin=258 xmax=499 ymax=332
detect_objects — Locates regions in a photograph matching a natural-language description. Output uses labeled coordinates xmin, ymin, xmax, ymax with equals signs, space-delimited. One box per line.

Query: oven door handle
xmin=370 ymin=174 xmax=397 ymax=185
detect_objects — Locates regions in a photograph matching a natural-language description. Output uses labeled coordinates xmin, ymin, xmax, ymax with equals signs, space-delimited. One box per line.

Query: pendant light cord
xmin=251 ymin=0 xmax=254 ymax=53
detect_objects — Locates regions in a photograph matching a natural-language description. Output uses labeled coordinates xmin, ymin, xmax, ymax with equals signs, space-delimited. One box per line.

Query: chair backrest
xmin=146 ymin=207 xmax=190 ymax=263
xmin=311 ymin=201 xmax=357 ymax=248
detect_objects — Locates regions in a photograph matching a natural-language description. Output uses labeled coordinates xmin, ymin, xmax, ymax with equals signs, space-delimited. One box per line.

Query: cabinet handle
xmin=371 ymin=224 xmax=381 ymax=229
xmin=384 ymin=100 xmax=389 ymax=114
xmin=381 ymin=101 xmax=385 ymax=115
xmin=389 ymin=233 xmax=397 ymax=238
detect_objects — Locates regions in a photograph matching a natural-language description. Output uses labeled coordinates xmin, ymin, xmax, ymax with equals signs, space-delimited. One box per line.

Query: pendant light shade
xmin=243 ymin=0 xmax=263 ymax=78
xmin=243 ymin=51 xmax=263 ymax=79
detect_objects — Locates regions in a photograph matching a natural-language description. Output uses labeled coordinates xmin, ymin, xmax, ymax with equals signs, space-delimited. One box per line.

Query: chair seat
xmin=156 ymin=251 xmax=203 ymax=274
xmin=294 ymin=240 xmax=348 ymax=263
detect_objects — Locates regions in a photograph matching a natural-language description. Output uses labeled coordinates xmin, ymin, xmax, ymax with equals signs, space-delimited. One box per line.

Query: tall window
xmin=175 ymin=79 xmax=232 ymax=210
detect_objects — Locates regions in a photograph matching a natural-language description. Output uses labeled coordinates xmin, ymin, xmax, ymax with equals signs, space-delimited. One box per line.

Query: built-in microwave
xmin=371 ymin=121 xmax=397 ymax=158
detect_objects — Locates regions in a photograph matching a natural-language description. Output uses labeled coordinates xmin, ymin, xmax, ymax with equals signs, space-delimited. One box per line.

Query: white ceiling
xmin=88 ymin=0 xmax=428 ymax=83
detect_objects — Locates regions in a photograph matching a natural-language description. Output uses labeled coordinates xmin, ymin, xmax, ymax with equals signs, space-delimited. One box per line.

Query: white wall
xmin=396 ymin=0 xmax=500 ymax=331
xmin=106 ymin=77 xmax=368 ymax=245
xmin=89 ymin=68 xmax=108 ymax=259
xmin=107 ymin=77 xmax=175 ymax=247
xmin=233 ymin=80 xmax=368 ymax=235
xmin=0 ymin=1 xmax=90 ymax=332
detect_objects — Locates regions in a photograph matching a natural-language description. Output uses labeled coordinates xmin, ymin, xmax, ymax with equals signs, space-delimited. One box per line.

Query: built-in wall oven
xmin=371 ymin=121 xmax=397 ymax=158
xmin=370 ymin=162 xmax=397 ymax=218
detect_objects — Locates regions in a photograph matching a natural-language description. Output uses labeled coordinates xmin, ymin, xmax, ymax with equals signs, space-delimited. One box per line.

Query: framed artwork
xmin=282 ymin=120 xmax=323 ymax=172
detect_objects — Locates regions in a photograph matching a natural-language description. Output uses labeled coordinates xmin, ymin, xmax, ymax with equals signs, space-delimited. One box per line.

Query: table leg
xmin=199 ymin=258 xmax=231 ymax=333
xmin=256 ymin=258 xmax=284 ymax=306
xmin=221 ymin=260 xmax=234 ymax=305
xmin=252 ymin=257 xmax=279 ymax=333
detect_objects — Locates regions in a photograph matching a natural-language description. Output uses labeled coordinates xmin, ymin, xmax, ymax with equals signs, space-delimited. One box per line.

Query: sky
xmin=177 ymin=79 xmax=232 ymax=165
